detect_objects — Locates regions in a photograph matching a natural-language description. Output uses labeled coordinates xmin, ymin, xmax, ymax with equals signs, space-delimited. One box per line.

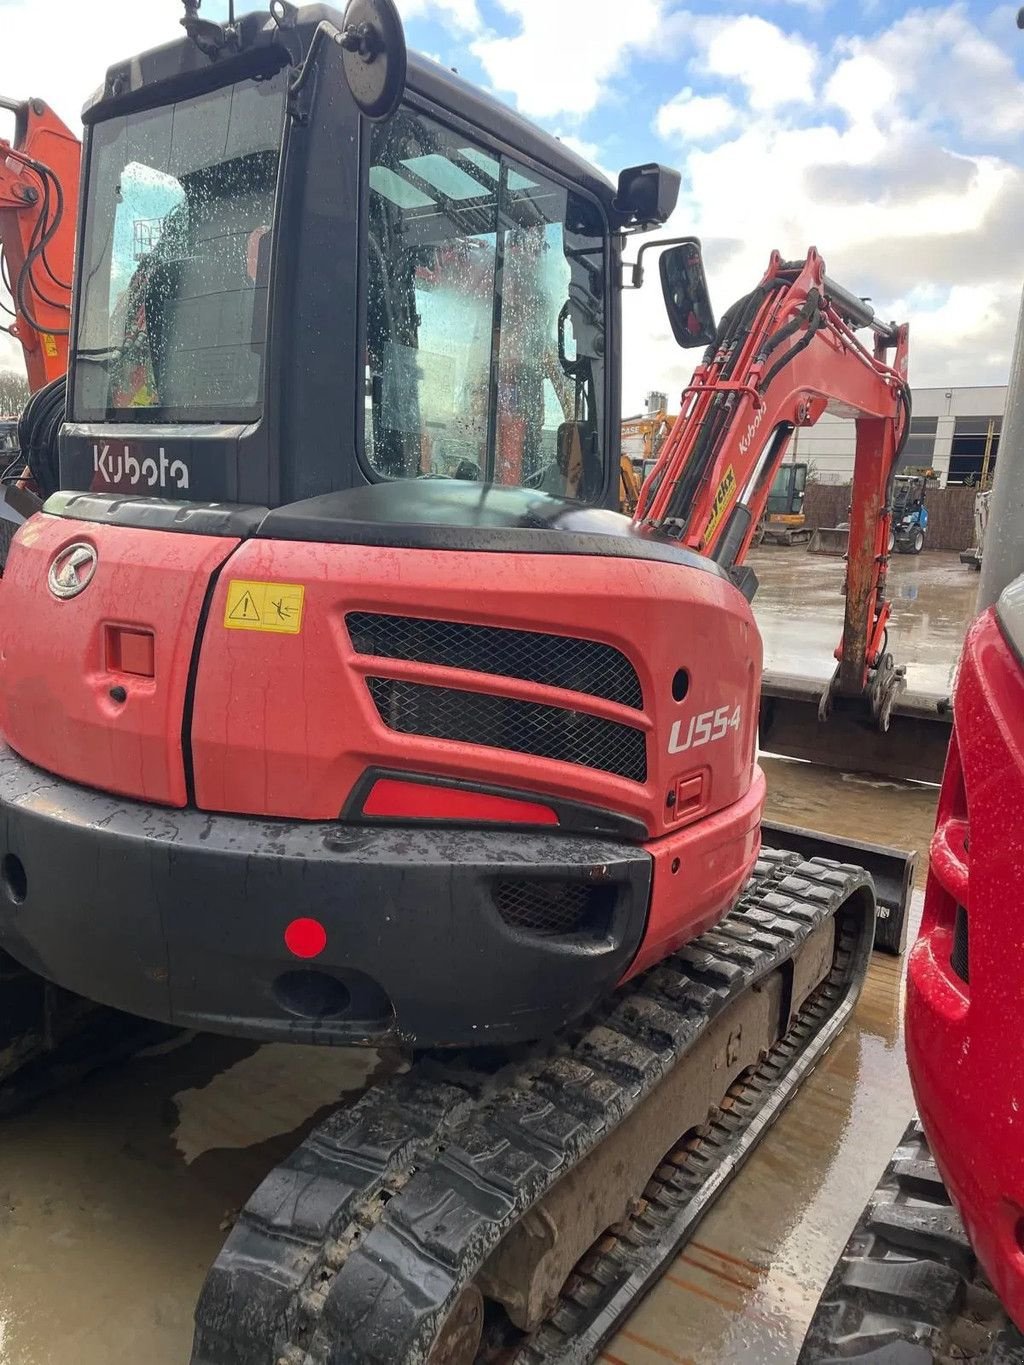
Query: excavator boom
xmin=630 ymin=246 xmax=947 ymax=773
xmin=636 ymin=247 xmax=910 ymax=711
xmin=0 ymin=97 xmax=79 ymax=392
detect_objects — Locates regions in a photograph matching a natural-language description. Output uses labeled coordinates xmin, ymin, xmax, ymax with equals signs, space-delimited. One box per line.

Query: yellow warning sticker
xmin=41 ymin=333 xmax=59 ymax=358
xmin=224 ymin=580 xmax=305 ymax=635
xmin=701 ymin=465 xmax=738 ymax=549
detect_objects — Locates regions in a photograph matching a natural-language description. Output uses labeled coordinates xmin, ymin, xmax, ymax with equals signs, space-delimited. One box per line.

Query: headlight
xmin=997 ymin=573 xmax=1024 ymax=664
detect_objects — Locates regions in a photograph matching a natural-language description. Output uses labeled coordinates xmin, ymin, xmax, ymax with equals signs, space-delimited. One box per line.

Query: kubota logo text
xmin=738 ymin=406 xmax=765 ymax=456
xmin=92 ymin=443 xmax=190 ymax=491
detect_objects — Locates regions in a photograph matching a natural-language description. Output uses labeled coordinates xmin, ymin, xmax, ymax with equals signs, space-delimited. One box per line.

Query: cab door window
xmin=364 ymin=110 xmax=606 ymax=500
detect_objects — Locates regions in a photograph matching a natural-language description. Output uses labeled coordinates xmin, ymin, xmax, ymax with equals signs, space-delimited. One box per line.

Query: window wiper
xmin=73 ymin=345 xmax=127 ymax=364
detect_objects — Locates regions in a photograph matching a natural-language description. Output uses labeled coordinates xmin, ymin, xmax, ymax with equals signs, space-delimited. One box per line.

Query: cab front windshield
xmin=73 ymin=72 xmax=288 ymax=423
xmin=365 ymin=109 xmax=607 ymax=502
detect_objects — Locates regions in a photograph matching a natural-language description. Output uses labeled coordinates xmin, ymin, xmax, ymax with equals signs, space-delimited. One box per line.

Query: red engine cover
xmin=0 ymin=515 xmax=765 ymax=984
xmin=907 ymin=608 xmax=1024 ymax=1330
xmin=189 ymin=538 xmax=762 ymax=837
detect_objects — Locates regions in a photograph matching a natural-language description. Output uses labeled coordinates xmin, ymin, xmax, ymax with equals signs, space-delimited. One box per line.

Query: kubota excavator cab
xmin=0 ymin=1 xmax=767 ymax=1048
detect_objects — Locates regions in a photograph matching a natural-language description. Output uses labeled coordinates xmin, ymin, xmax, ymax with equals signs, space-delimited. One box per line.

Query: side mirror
xmin=339 ymin=0 xmax=407 ymax=121
xmin=615 ymin=163 xmax=681 ymax=229
xmin=660 ymin=241 xmax=716 ymax=350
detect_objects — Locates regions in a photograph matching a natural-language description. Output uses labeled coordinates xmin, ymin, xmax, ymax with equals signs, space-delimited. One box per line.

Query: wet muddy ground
xmin=751 ymin=545 xmax=978 ymax=697
xmin=0 ymin=552 xmax=970 ymax=1365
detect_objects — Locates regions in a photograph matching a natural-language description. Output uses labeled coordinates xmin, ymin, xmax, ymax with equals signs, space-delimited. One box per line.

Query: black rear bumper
xmin=0 ymin=743 xmax=651 ymax=1047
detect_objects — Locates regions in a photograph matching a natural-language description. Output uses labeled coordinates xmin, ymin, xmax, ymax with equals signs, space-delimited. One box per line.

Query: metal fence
xmin=803 ymin=483 xmax=978 ymax=552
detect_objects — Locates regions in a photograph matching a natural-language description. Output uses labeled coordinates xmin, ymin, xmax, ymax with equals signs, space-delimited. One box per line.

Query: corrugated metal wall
xmin=803 ymin=483 xmax=978 ymax=551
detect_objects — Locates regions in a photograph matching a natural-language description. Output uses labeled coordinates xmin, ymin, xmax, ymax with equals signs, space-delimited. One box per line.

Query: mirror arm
xmin=623 ymin=235 xmax=701 ymax=291
xmin=289 ymin=19 xmax=342 ymax=103
xmin=285 ymin=0 xmax=406 ymax=123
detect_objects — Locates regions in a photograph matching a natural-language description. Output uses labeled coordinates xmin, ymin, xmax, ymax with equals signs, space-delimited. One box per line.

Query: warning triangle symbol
xmin=229 ymin=591 xmax=261 ymax=623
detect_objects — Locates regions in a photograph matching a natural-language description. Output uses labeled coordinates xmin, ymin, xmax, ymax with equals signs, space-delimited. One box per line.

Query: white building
xmin=790 ymin=385 xmax=1006 ymax=488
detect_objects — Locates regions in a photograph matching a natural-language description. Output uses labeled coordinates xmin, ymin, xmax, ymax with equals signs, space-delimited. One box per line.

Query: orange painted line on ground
xmin=685 ymin=1240 xmax=807 ymax=1297
xmin=599 ymin=1352 xmax=630 ymax=1365
xmin=678 ymin=1250 xmax=757 ymax=1292
xmin=618 ymin=1327 xmax=697 ymax=1364
xmin=663 ymin=1271 xmax=740 ymax=1313
xmin=689 ymin=1239 xmax=762 ymax=1274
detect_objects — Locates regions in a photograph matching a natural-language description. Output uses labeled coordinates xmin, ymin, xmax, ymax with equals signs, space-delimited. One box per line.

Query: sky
xmin=1 ymin=0 xmax=1022 ymax=413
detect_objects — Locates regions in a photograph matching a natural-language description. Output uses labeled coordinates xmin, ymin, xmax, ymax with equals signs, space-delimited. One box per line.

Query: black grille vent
xmin=348 ymin=613 xmax=643 ymax=710
xmin=492 ymin=879 xmax=615 ymax=939
xmin=367 ymin=678 xmax=648 ymax=783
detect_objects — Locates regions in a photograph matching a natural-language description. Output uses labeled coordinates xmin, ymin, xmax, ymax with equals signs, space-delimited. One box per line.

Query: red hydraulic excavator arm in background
xmin=0 ymin=96 xmax=80 ymax=393
xmin=636 ymin=246 xmax=911 ymax=730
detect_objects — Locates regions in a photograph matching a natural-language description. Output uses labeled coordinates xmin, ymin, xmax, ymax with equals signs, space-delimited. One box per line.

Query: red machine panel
xmin=907 ymin=608 xmax=1024 ymax=1330
xmin=0 ymin=515 xmax=236 ymax=805
xmin=190 ymin=539 xmax=763 ymax=838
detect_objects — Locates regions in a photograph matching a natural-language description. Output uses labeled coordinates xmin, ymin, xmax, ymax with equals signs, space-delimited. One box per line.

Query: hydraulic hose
xmin=16 ymin=372 xmax=65 ymax=498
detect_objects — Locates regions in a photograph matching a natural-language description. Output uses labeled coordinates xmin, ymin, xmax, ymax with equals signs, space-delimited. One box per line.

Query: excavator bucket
xmin=807 ymin=526 xmax=850 ymax=556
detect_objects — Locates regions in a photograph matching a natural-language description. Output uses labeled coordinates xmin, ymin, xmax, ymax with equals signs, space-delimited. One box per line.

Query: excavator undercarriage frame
xmin=190 ymin=851 xmax=876 ymax=1365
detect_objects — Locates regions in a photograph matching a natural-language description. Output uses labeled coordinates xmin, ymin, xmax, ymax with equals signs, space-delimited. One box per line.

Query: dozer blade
xmin=762 ymin=819 xmax=915 ymax=955
xmin=760 ymin=670 xmax=952 ymax=785
xmin=763 ymin=527 xmax=813 ymax=547
xmin=191 ymin=850 xmax=876 ymax=1365
xmin=807 ymin=526 xmax=850 ymax=556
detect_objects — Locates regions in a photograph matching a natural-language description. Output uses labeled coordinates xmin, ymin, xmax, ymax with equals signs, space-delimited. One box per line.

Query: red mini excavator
xmin=0 ymin=3 xmax=915 ymax=1360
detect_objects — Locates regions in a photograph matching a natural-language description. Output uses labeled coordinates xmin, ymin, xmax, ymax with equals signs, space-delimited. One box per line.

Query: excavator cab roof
xmin=83 ymin=6 xmax=621 ymax=217
xmin=60 ymin=2 xmax=681 ymax=513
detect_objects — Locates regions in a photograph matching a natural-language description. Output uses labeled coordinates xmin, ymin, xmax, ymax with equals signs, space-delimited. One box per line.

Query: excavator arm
xmin=636 ymin=247 xmax=911 ymax=728
xmin=0 ymin=97 xmax=80 ymax=393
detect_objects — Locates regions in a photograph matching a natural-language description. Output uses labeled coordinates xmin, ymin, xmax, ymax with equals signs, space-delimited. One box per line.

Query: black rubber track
xmin=799 ymin=1119 xmax=1024 ymax=1364
xmin=192 ymin=849 xmax=875 ymax=1365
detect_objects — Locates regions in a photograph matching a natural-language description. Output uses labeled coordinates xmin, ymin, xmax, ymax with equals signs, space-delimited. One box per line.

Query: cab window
xmin=364 ymin=108 xmax=606 ymax=501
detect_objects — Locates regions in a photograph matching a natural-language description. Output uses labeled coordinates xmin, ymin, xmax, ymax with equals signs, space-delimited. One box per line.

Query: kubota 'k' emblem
xmin=48 ymin=543 xmax=98 ymax=599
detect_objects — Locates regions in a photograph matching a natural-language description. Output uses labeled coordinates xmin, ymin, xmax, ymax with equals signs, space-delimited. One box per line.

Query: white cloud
xmin=824 ymin=52 xmax=898 ymax=126
xmin=554 ymin=134 xmax=616 ymax=184
xmin=397 ymin=0 xmax=481 ymax=33
xmin=697 ymin=15 xmax=818 ymax=111
xmin=656 ymin=90 xmax=741 ymax=141
xmin=883 ymin=283 xmax=1021 ymax=386
xmin=631 ymin=4 xmax=1024 ymax=406
xmin=1 ymin=0 xmax=178 ymax=133
xmin=471 ymin=0 xmax=665 ymax=119
xmin=835 ymin=4 xmax=1024 ymax=143
xmin=556 ymin=134 xmax=601 ymax=165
